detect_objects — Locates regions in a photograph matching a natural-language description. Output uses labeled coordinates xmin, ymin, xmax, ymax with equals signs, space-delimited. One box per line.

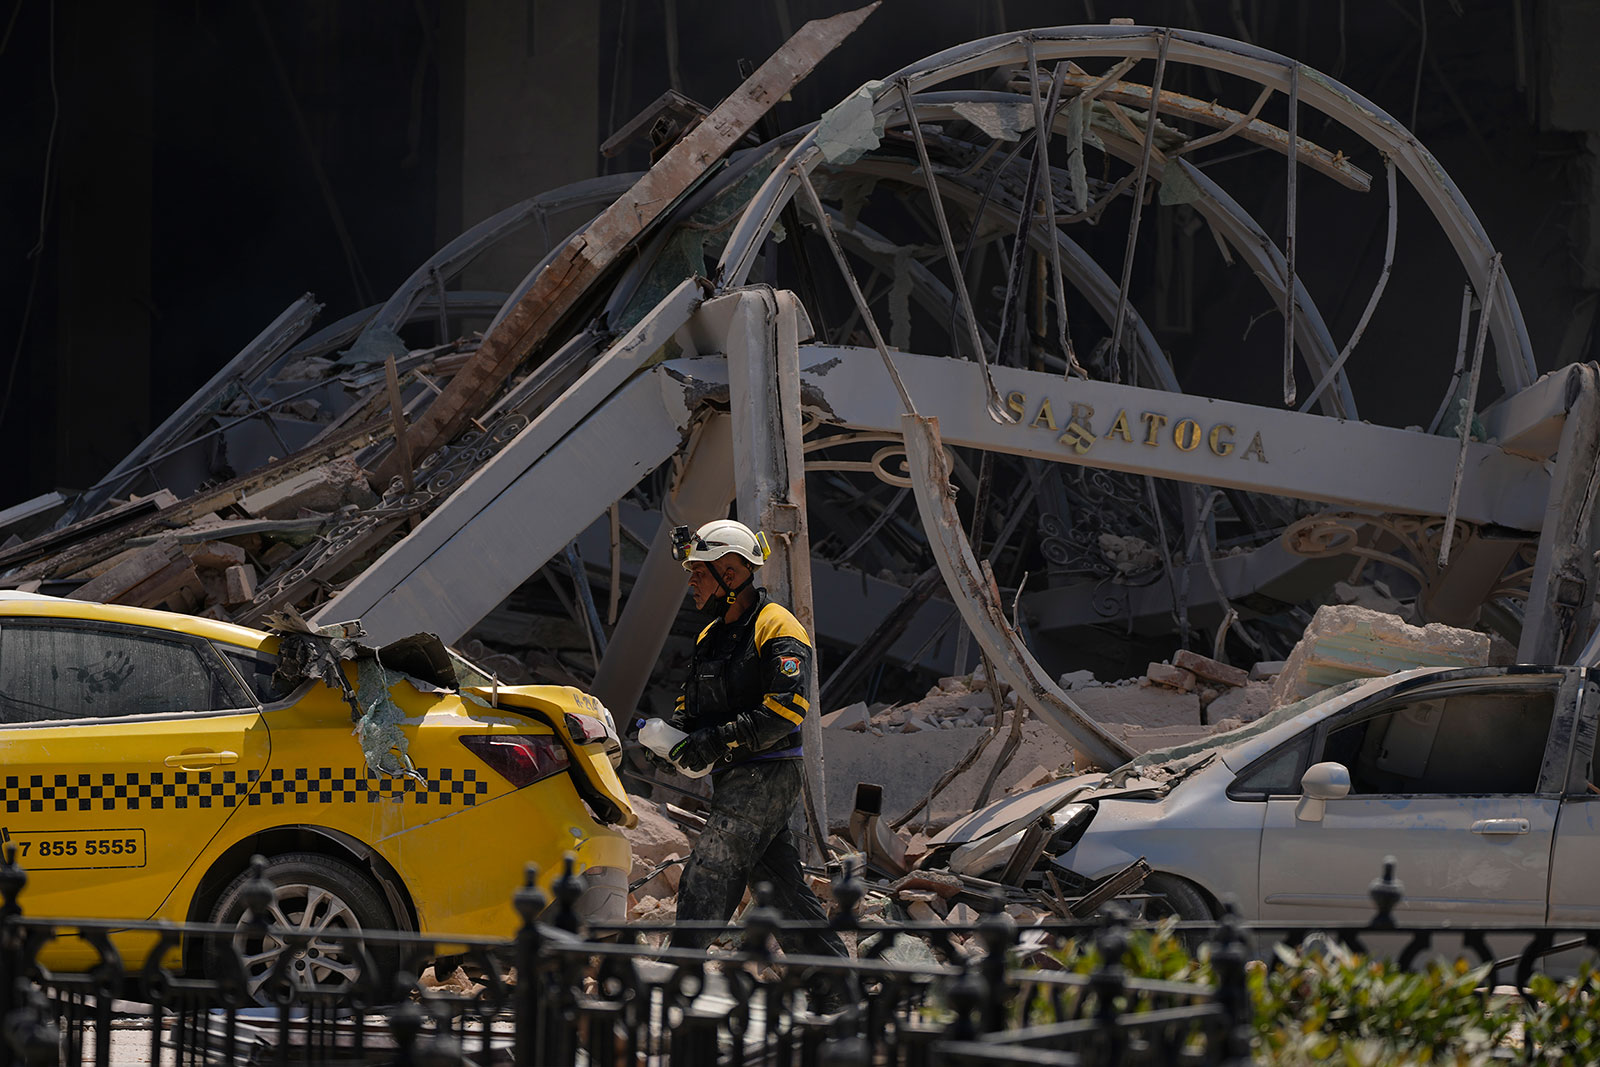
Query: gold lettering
xmin=1059 ymin=422 xmax=1096 ymax=454
xmin=1140 ymin=412 xmax=1169 ymax=446
xmin=1106 ymin=409 xmax=1132 ymax=442
xmin=1241 ymin=431 xmax=1268 ymax=463
xmin=1173 ymin=419 xmax=1202 ymax=451
xmin=1006 ymin=391 xmax=1027 ymax=421
xmin=1208 ymin=424 xmax=1235 ymax=456
xmin=1031 ymin=398 xmax=1058 ymax=431
xmin=1068 ymin=401 xmax=1094 ymax=432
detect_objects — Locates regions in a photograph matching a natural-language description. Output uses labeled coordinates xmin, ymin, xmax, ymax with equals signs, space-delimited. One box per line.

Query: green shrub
xmin=1023 ymin=922 xmax=1600 ymax=1065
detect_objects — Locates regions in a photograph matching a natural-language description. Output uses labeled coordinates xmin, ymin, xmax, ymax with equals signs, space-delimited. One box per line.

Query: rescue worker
xmin=658 ymin=518 xmax=850 ymax=979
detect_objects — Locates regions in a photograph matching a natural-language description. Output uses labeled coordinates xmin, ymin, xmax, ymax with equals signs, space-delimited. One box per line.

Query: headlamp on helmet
xmin=674 ymin=519 xmax=771 ymax=570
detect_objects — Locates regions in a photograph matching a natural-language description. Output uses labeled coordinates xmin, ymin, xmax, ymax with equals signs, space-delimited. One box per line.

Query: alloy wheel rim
xmin=231 ymin=881 xmax=367 ymax=1001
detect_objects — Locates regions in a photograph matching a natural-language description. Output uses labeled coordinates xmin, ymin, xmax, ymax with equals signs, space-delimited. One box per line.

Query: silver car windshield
xmin=1108 ymin=678 xmax=1374 ymax=785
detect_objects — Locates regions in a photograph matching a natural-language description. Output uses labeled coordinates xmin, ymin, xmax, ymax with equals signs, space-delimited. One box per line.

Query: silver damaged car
xmin=928 ymin=665 xmax=1598 ymax=926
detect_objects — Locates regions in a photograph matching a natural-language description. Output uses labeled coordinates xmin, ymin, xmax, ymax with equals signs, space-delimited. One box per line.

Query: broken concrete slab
xmin=1205 ymin=680 xmax=1272 ymax=724
xmin=1248 ymin=660 xmax=1286 ymax=681
xmin=623 ymin=796 xmax=693 ymax=876
xmin=889 ymin=869 xmax=963 ymax=900
xmin=1270 ymin=603 xmax=1491 ymax=707
xmin=1118 ymin=723 xmax=1217 ymax=753
xmin=823 ymin=718 xmax=1078 ymax=825
xmin=1057 ymin=669 xmax=1098 ymax=690
xmin=820 ymin=701 xmax=870 ymax=730
xmin=238 ymin=457 xmax=377 ymax=520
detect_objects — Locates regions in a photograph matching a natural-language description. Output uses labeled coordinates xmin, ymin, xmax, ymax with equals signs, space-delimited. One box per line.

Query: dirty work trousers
xmin=675 ymin=759 xmax=848 ymax=959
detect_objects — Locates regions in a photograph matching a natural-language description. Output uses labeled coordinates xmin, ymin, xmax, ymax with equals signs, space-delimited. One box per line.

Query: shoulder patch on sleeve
xmin=754 ymin=602 xmax=810 ymax=649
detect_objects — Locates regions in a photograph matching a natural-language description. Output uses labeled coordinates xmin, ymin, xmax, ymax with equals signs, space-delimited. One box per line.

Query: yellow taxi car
xmin=0 ymin=593 xmax=633 ymax=999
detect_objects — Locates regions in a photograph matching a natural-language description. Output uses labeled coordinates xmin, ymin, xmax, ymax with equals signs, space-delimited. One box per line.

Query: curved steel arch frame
xmin=717 ymin=24 xmax=1535 ymax=404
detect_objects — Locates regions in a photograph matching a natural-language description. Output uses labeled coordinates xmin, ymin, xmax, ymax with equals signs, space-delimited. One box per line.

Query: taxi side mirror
xmin=1295 ymin=761 xmax=1351 ymax=823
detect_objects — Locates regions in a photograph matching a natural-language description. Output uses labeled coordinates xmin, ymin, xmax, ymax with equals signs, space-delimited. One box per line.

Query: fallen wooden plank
xmin=374 ymin=2 xmax=880 ymax=485
xmin=0 ymin=492 xmax=176 ymax=573
xmin=114 ymin=557 xmax=204 ymax=610
xmin=5 ymin=421 xmax=385 ymax=586
xmin=69 ymin=540 xmax=185 ymax=604
xmin=1068 ymin=857 xmax=1152 ymax=918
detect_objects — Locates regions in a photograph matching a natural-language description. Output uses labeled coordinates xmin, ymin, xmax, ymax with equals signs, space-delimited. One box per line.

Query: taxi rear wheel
xmin=206 ymin=852 xmax=395 ymax=1005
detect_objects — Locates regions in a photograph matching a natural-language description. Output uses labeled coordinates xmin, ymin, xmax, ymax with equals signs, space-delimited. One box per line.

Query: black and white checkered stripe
xmin=0 ymin=767 xmax=488 ymax=813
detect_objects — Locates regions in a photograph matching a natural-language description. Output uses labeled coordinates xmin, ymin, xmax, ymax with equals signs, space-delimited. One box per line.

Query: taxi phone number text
xmin=7 ymin=830 xmax=147 ymax=870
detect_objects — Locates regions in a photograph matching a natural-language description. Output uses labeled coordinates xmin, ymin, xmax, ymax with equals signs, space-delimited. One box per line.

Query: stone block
xmin=1146 ymin=662 xmax=1197 ymax=692
xmin=223 ymin=564 xmax=256 ymax=605
xmin=1173 ymin=649 xmax=1248 ymax=688
xmin=1057 ymin=669 xmax=1098 ymax=690
xmin=1248 ymin=660 xmax=1286 ymax=681
xmin=890 ymin=870 xmax=962 ymax=900
xmin=185 ymin=540 xmax=247 ymax=570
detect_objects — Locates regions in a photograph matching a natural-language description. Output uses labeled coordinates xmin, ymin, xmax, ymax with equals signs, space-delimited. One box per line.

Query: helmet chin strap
xmin=699 ymin=566 xmax=755 ymax=617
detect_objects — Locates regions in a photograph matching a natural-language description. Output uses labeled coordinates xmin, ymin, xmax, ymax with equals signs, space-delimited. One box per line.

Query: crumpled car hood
xmin=929 ymin=770 xmax=1167 ymax=847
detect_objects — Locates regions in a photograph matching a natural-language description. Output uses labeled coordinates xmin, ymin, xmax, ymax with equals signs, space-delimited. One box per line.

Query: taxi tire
xmin=206 ymin=852 xmax=396 ymax=1005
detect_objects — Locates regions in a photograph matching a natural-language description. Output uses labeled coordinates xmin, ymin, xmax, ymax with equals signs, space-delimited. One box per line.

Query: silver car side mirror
xmin=1295 ymin=761 xmax=1351 ymax=822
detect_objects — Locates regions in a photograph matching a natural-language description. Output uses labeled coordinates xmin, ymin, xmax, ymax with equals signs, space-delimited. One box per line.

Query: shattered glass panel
xmin=354 ymin=656 xmax=421 ymax=780
xmin=0 ymin=624 xmax=243 ymax=722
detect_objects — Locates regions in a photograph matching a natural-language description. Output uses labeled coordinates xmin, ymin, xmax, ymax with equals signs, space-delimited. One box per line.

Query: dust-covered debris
xmin=1270 ymin=603 xmax=1491 ymax=707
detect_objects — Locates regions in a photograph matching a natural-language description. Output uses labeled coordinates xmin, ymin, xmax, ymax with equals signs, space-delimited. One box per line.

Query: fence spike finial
xmin=1368 ymin=855 xmax=1405 ymax=929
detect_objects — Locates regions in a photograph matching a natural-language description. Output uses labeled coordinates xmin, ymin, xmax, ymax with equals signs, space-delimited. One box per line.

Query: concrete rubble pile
xmin=0 ymin=8 xmax=875 ymax=651
xmin=619 ymin=602 xmax=1498 ymax=940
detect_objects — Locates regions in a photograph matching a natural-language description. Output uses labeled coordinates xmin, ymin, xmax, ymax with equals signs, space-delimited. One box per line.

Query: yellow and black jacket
xmin=673 ymin=590 xmax=810 ymax=769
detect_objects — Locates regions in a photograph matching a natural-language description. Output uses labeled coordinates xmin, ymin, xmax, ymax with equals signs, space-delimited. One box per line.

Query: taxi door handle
xmin=1470 ymin=818 xmax=1530 ymax=835
xmin=165 ymin=750 xmax=239 ymax=769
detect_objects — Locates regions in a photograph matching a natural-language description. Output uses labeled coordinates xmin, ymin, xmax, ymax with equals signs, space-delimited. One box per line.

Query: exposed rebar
xmin=1299 ymin=157 xmax=1398 ymax=412
xmin=1021 ymin=40 xmax=1085 ymax=379
xmin=895 ymin=79 xmax=1011 ymax=422
xmin=1108 ymin=29 xmax=1171 ymax=381
xmin=794 ymin=165 xmax=919 ymax=417
xmin=1438 ymin=251 xmax=1503 ymax=568
xmin=1283 ymin=62 xmax=1300 ymax=407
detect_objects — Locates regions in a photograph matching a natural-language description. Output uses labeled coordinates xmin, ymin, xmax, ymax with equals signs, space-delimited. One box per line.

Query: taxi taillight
xmin=563 ymin=712 xmax=608 ymax=744
xmin=460 ymin=735 xmax=569 ymax=788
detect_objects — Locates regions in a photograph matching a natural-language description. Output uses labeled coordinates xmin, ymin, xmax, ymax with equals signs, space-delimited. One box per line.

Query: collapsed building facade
xmin=3 ymin=13 xmax=1598 ymax=842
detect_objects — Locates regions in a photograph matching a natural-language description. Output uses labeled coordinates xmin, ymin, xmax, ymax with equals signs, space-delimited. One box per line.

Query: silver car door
xmin=1259 ymin=673 xmax=1573 ymax=924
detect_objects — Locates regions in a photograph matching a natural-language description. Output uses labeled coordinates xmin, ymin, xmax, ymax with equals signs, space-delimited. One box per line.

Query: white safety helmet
xmin=671 ymin=519 xmax=771 ymax=570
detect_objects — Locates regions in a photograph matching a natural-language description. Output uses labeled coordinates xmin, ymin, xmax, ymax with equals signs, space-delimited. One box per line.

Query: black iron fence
xmin=0 ymin=850 xmax=1594 ymax=1066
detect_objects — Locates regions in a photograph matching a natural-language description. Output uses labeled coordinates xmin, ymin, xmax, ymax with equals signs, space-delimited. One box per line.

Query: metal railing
xmin=0 ymin=850 xmax=1594 ymax=1065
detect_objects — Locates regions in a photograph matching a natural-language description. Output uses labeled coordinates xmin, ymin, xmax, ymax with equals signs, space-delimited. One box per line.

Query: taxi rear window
xmin=0 ymin=623 xmax=250 ymax=721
